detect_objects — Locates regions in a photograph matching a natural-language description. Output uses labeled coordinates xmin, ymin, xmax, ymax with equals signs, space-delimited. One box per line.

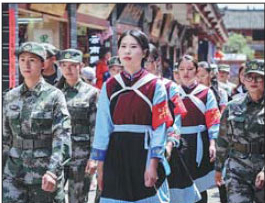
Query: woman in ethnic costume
xmin=176 ymin=55 xmax=221 ymax=203
xmin=145 ymin=43 xmax=201 ymax=203
xmin=90 ymin=30 xmax=172 ymax=203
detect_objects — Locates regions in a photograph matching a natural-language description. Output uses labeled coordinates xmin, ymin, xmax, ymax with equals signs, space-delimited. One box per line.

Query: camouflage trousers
xmin=66 ymin=164 xmax=92 ymax=203
xmin=3 ymin=176 xmax=65 ymax=203
xmin=225 ymin=156 xmax=264 ymax=203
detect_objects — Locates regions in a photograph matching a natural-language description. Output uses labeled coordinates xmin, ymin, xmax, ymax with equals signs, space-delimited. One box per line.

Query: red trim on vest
xmin=171 ymin=94 xmax=187 ymax=118
xmin=152 ymin=100 xmax=173 ymax=129
xmin=205 ymin=108 xmax=221 ymax=128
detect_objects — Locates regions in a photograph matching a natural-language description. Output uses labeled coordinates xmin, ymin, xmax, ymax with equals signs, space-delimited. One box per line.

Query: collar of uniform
xmin=63 ymin=78 xmax=82 ymax=92
xmin=20 ymin=77 xmax=44 ymax=96
xmin=122 ymin=68 xmax=144 ymax=81
xmin=245 ymin=93 xmax=264 ymax=105
xmin=181 ymin=80 xmax=198 ymax=93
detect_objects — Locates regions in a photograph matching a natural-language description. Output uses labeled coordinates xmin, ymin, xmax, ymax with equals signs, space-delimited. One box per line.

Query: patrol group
xmin=3 ymin=29 xmax=264 ymax=203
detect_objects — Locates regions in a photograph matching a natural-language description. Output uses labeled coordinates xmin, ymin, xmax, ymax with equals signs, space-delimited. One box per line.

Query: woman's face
xmin=178 ymin=60 xmax=197 ymax=86
xmin=60 ymin=61 xmax=81 ymax=82
xmin=173 ymin=71 xmax=181 ymax=84
xmin=239 ymin=67 xmax=246 ymax=85
xmin=145 ymin=56 xmax=157 ymax=75
xmin=118 ymin=35 xmax=145 ymax=70
xmin=197 ymin=67 xmax=210 ymax=86
xmin=109 ymin=65 xmax=123 ymax=77
xmin=19 ymin=52 xmax=43 ymax=80
xmin=244 ymin=73 xmax=264 ymax=95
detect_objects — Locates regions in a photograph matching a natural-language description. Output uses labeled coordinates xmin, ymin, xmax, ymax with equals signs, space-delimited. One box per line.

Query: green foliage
xmin=223 ymin=33 xmax=254 ymax=60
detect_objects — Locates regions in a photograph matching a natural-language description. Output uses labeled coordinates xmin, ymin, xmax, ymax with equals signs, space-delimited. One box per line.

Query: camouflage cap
xmin=16 ymin=42 xmax=46 ymax=61
xmin=210 ymin=63 xmax=218 ymax=75
xmin=107 ymin=56 xmax=123 ymax=68
xmin=41 ymin=43 xmax=59 ymax=58
xmin=245 ymin=59 xmax=264 ymax=76
xmin=218 ymin=64 xmax=230 ymax=73
xmin=58 ymin=49 xmax=83 ymax=63
xmin=173 ymin=62 xmax=179 ymax=72
xmin=198 ymin=61 xmax=211 ymax=70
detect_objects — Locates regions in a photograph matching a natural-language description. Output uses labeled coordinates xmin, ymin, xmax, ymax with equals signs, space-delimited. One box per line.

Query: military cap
xmin=218 ymin=64 xmax=230 ymax=73
xmin=58 ymin=49 xmax=83 ymax=63
xmin=16 ymin=42 xmax=46 ymax=61
xmin=41 ymin=43 xmax=59 ymax=58
xmin=210 ymin=63 xmax=219 ymax=75
xmin=198 ymin=61 xmax=211 ymax=70
xmin=173 ymin=62 xmax=179 ymax=72
xmin=245 ymin=59 xmax=264 ymax=76
xmin=82 ymin=67 xmax=96 ymax=81
xmin=107 ymin=56 xmax=123 ymax=68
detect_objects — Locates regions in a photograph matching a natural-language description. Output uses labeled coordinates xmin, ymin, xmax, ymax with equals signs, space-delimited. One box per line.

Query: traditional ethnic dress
xmin=91 ymin=69 xmax=172 ymax=203
xmin=162 ymin=78 xmax=201 ymax=203
xmin=176 ymin=82 xmax=221 ymax=193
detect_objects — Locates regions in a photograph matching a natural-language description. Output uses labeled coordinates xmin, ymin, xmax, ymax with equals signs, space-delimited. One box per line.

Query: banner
xmin=9 ymin=8 xmax=16 ymax=89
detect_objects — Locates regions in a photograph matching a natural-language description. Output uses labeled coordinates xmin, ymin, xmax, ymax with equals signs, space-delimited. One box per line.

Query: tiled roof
xmin=223 ymin=9 xmax=264 ymax=29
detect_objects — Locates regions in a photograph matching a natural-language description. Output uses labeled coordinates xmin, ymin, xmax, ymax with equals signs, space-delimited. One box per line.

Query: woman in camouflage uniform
xmin=3 ymin=42 xmax=71 ymax=203
xmin=57 ymin=48 xmax=99 ymax=203
xmin=215 ymin=59 xmax=264 ymax=203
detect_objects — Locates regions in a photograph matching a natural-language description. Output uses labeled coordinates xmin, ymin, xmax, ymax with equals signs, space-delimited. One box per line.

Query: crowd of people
xmin=2 ymin=29 xmax=264 ymax=203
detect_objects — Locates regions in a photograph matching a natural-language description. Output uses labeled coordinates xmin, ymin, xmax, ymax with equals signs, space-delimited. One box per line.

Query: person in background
xmin=176 ymin=55 xmax=221 ymax=203
xmin=95 ymin=47 xmax=111 ymax=89
xmin=56 ymin=49 xmax=99 ymax=203
xmin=88 ymin=29 xmax=172 ymax=203
xmin=145 ymin=43 xmax=201 ymax=203
xmin=103 ymin=56 xmax=124 ymax=81
xmin=41 ymin=43 xmax=62 ymax=85
xmin=197 ymin=61 xmax=228 ymax=114
xmin=231 ymin=63 xmax=247 ymax=100
xmin=215 ymin=59 xmax=264 ymax=203
xmin=162 ymin=58 xmax=173 ymax=80
xmin=82 ymin=66 xmax=96 ymax=86
xmin=217 ymin=64 xmax=236 ymax=100
xmin=3 ymin=42 xmax=71 ymax=203
xmin=173 ymin=62 xmax=181 ymax=85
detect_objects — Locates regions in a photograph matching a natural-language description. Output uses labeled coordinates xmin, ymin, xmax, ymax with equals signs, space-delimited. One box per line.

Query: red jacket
xmin=96 ymin=59 xmax=108 ymax=89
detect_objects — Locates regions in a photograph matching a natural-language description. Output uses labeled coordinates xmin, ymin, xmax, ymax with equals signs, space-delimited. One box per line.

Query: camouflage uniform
xmin=215 ymin=60 xmax=264 ymax=203
xmin=218 ymin=64 xmax=236 ymax=99
xmin=3 ymin=78 xmax=72 ymax=203
xmin=58 ymin=49 xmax=99 ymax=203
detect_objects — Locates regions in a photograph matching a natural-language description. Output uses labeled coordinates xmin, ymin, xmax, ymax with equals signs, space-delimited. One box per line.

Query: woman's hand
xmin=209 ymin=139 xmax=216 ymax=163
xmin=97 ymin=161 xmax=104 ymax=191
xmin=42 ymin=172 xmax=57 ymax=192
xmin=85 ymin=159 xmax=98 ymax=175
xmin=166 ymin=142 xmax=174 ymax=161
xmin=215 ymin=171 xmax=223 ymax=187
xmin=255 ymin=170 xmax=264 ymax=189
xmin=144 ymin=158 xmax=159 ymax=187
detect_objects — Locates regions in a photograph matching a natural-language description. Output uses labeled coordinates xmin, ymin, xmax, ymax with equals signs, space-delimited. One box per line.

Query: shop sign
xmin=89 ymin=35 xmax=101 ymax=67
xmin=150 ymin=9 xmax=163 ymax=38
xmin=33 ymin=29 xmax=53 ymax=44
xmin=78 ymin=4 xmax=115 ymax=19
xmin=30 ymin=4 xmax=66 ymax=16
xmin=118 ymin=4 xmax=144 ymax=26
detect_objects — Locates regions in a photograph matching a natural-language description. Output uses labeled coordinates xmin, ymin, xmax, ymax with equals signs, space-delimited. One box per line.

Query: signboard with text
xmin=89 ymin=35 xmax=101 ymax=67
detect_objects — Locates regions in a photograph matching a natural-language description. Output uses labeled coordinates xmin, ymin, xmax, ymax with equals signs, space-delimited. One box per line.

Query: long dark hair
xmin=177 ymin=55 xmax=198 ymax=70
xmin=118 ymin=30 xmax=149 ymax=67
xmin=232 ymin=64 xmax=246 ymax=95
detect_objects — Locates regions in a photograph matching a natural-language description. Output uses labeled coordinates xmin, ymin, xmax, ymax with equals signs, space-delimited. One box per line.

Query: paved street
xmin=65 ymin=175 xmax=221 ymax=203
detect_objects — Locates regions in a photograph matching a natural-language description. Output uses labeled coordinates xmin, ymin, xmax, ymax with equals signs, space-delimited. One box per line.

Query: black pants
xmin=218 ymin=185 xmax=227 ymax=203
xmin=196 ymin=191 xmax=208 ymax=203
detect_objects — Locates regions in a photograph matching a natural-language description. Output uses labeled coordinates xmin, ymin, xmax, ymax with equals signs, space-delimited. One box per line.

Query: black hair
xmin=177 ymin=55 xmax=198 ymax=70
xmin=148 ymin=43 xmax=160 ymax=61
xmin=118 ymin=30 xmax=149 ymax=67
xmin=99 ymin=47 xmax=111 ymax=60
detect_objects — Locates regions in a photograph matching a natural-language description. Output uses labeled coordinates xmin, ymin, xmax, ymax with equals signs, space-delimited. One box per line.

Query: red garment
xmin=96 ymin=59 xmax=108 ymax=89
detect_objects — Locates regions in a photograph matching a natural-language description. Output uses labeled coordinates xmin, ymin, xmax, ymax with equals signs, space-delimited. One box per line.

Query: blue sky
xmin=218 ymin=4 xmax=264 ymax=10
